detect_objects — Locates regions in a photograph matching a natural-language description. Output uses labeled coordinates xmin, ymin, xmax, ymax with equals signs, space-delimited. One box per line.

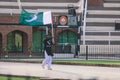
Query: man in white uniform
xmin=42 ymin=35 xmax=53 ymax=70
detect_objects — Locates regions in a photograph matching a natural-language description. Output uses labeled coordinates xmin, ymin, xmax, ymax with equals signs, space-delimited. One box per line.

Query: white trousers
xmin=42 ymin=50 xmax=52 ymax=68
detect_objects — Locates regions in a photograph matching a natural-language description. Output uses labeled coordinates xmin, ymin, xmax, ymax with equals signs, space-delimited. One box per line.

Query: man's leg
xmin=42 ymin=51 xmax=49 ymax=68
xmin=47 ymin=56 xmax=52 ymax=70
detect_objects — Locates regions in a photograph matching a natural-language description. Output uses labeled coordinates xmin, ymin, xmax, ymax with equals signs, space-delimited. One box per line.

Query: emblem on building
xmin=59 ymin=16 xmax=68 ymax=26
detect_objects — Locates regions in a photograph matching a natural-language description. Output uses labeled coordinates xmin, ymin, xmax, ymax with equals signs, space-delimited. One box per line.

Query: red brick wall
xmin=0 ymin=15 xmax=19 ymax=23
xmin=0 ymin=14 xmax=78 ymax=54
xmin=88 ymin=0 xmax=104 ymax=7
xmin=0 ymin=25 xmax=32 ymax=54
xmin=0 ymin=14 xmax=79 ymax=43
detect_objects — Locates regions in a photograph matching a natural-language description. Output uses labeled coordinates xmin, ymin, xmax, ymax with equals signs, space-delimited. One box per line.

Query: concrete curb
xmin=0 ymin=59 xmax=120 ymax=68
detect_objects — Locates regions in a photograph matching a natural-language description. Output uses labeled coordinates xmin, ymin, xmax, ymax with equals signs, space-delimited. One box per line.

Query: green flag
xmin=19 ymin=9 xmax=52 ymax=26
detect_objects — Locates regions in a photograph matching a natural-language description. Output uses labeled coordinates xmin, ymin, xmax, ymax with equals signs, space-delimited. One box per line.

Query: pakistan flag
xmin=19 ymin=9 xmax=52 ymax=26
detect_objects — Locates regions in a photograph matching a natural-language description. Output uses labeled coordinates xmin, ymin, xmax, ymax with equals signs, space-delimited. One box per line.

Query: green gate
xmin=58 ymin=30 xmax=77 ymax=44
xmin=32 ymin=30 xmax=45 ymax=53
xmin=7 ymin=31 xmax=23 ymax=52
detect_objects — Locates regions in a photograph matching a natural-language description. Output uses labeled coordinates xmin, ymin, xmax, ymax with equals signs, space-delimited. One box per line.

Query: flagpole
xmin=50 ymin=11 xmax=54 ymax=44
xmin=46 ymin=26 xmax=48 ymax=35
xmin=51 ymin=24 xmax=54 ymax=44
xmin=18 ymin=0 xmax=22 ymax=10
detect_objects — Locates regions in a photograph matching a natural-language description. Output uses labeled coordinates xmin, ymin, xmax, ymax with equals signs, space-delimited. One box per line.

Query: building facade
xmin=0 ymin=0 xmax=84 ymax=56
xmin=1 ymin=0 xmax=119 ymax=56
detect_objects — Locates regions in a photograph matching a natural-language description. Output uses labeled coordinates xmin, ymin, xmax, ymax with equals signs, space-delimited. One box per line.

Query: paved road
xmin=0 ymin=62 xmax=120 ymax=80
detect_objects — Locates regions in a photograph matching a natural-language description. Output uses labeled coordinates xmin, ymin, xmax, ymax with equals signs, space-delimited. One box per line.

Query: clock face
xmin=59 ymin=16 xmax=67 ymax=26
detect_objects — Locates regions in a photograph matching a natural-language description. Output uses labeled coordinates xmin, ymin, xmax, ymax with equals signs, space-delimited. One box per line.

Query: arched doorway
xmin=7 ymin=30 xmax=27 ymax=53
xmin=32 ymin=30 xmax=46 ymax=53
xmin=58 ymin=30 xmax=77 ymax=44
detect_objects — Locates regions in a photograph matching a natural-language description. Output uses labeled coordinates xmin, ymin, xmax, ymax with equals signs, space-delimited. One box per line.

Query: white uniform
xmin=42 ymin=37 xmax=53 ymax=70
xmin=42 ymin=50 xmax=52 ymax=68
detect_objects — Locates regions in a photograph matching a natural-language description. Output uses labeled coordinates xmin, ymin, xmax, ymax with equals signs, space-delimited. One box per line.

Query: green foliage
xmin=0 ymin=76 xmax=7 ymax=80
xmin=53 ymin=59 xmax=120 ymax=65
xmin=0 ymin=76 xmax=40 ymax=80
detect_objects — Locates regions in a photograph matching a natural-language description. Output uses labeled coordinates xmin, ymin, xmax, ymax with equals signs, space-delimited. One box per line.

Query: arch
xmin=32 ymin=29 xmax=46 ymax=53
xmin=6 ymin=29 xmax=29 ymax=36
xmin=7 ymin=30 xmax=28 ymax=53
xmin=57 ymin=28 xmax=77 ymax=35
xmin=58 ymin=30 xmax=77 ymax=44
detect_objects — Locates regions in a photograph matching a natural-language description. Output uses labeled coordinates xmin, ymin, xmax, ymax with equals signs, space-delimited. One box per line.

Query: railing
xmin=80 ymin=45 xmax=120 ymax=60
xmin=53 ymin=44 xmax=76 ymax=58
xmin=0 ymin=44 xmax=120 ymax=60
xmin=0 ymin=44 xmax=76 ymax=59
xmin=84 ymin=31 xmax=120 ymax=45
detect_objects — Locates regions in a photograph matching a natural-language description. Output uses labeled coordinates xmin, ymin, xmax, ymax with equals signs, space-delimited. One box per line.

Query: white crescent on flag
xmin=25 ymin=14 xmax=37 ymax=22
